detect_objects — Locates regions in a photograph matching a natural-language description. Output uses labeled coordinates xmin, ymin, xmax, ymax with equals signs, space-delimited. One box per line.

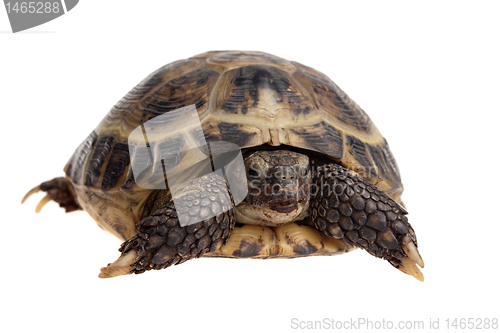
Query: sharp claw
xmin=402 ymin=236 xmax=425 ymax=268
xmin=98 ymin=250 xmax=138 ymax=278
xmin=22 ymin=186 xmax=41 ymax=204
xmin=35 ymin=194 xmax=51 ymax=213
xmin=397 ymin=256 xmax=424 ymax=282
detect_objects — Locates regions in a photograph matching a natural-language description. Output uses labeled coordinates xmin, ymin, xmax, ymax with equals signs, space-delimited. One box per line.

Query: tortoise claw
xmin=402 ymin=236 xmax=424 ymax=268
xmin=396 ymin=256 xmax=424 ymax=282
xmin=22 ymin=186 xmax=52 ymax=213
xmin=21 ymin=185 xmax=41 ymax=204
xmin=35 ymin=195 xmax=51 ymax=213
xmin=99 ymin=250 xmax=138 ymax=278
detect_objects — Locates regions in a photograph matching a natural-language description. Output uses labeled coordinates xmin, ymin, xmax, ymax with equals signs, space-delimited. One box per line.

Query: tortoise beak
xmin=268 ymin=180 xmax=300 ymax=213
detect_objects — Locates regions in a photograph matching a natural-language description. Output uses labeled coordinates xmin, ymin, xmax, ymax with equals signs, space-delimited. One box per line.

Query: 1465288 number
xmin=5 ymin=2 xmax=61 ymax=14
xmin=446 ymin=318 xmax=498 ymax=330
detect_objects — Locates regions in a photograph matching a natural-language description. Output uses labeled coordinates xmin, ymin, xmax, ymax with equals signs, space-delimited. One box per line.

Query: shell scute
xmin=214 ymin=65 xmax=314 ymax=118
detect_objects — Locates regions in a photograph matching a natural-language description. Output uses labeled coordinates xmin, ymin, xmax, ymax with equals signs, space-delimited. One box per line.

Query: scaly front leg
xmin=99 ymin=173 xmax=235 ymax=278
xmin=311 ymin=164 xmax=425 ymax=281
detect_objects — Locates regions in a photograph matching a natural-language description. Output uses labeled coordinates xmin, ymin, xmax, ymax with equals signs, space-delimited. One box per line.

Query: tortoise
xmin=23 ymin=50 xmax=424 ymax=281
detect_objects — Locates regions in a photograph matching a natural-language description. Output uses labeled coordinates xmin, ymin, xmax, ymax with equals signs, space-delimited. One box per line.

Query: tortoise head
xmin=236 ymin=150 xmax=311 ymax=226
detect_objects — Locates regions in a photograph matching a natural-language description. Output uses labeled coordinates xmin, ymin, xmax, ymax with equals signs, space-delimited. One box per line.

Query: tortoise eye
xmin=249 ymin=169 xmax=259 ymax=178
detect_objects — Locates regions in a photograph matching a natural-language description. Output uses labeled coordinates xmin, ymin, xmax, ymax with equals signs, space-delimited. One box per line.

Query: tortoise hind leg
xmin=99 ymin=173 xmax=235 ymax=278
xmin=311 ymin=164 xmax=425 ymax=281
xmin=22 ymin=177 xmax=81 ymax=213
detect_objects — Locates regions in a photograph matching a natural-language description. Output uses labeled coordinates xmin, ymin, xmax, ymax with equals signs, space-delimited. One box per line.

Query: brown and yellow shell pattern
xmin=63 ymin=50 xmax=403 ymax=256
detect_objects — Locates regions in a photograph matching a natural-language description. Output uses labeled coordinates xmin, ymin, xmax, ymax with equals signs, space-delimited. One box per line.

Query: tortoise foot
xmin=99 ymin=174 xmax=235 ymax=278
xmin=22 ymin=177 xmax=80 ymax=213
xmin=311 ymin=164 xmax=425 ymax=281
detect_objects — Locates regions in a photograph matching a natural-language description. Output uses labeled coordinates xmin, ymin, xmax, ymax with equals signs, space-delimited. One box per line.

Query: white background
xmin=1 ymin=1 xmax=499 ymax=332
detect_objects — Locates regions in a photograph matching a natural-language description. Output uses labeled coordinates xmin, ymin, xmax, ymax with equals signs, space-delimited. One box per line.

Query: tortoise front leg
xmin=99 ymin=174 xmax=235 ymax=278
xmin=311 ymin=164 xmax=425 ymax=281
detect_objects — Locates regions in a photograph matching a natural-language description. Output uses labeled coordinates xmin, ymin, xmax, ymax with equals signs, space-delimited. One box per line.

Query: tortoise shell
xmin=64 ymin=51 xmax=403 ymax=239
